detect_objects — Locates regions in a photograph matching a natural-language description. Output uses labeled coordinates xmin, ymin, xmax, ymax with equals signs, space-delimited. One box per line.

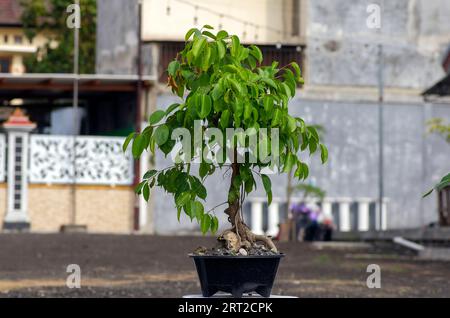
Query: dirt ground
xmin=0 ymin=233 xmax=449 ymax=297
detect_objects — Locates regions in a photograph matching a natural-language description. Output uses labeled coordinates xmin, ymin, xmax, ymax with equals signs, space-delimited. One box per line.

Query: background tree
xmin=424 ymin=118 xmax=450 ymax=196
xmin=125 ymin=26 xmax=328 ymax=253
xmin=20 ymin=0 xmax=96 ymax=74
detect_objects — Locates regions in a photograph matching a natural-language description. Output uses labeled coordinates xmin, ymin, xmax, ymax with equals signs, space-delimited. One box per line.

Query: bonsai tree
xmin=124 ymin=26 xmax=328 ymax=253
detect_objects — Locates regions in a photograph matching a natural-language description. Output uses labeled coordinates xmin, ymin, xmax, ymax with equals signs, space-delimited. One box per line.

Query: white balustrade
xmin=357 ymin=198 xmax=371 ymax=232
xmin=247 ymin=197 xmax=389 ymax=235
xmin=0 ymin=134 xmax=5 ymax=182
xmin=250 ymin=200 xmax=264 ymax=235
xmin=267 ymin=200 xmax=279 ymax=237
xmin=321 ymin=200 xmax=332 ymax=219
xmin=381 ymin=199 xmax=388 ymax=230
xmin=29 ymin=135 xmax=134 ymax=185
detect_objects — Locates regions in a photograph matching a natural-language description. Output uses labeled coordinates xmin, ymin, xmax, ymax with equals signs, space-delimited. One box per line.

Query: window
xmin=157 ymin=42 xmax=304 ymax=85
xmin=0 ymin=58 xmax=11 ymax=73
xmin=14 ymin=35 xmax=23 ymax=44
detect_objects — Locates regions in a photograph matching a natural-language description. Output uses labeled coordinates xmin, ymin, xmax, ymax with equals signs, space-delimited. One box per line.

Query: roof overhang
xmin=422 ymin=73 xmax=450 ymax=98
xmin=0 ymin=73 xmax=156 ymax=99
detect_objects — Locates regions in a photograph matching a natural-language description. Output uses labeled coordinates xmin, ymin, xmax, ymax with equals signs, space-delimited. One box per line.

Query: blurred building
xmin=0 ymin=0 xmax=155 ymax=233
xmin=0 ymin=0 xmax=56 ymax=74
xmin=95 ymin=0 xmax=450 ymax=235
xmin=1 ymin=0 xmax=449 ymax=235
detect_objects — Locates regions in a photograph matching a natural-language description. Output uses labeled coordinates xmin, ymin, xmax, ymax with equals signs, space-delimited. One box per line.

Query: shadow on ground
xmin=0 ymin=234 xmax=448 ymax=297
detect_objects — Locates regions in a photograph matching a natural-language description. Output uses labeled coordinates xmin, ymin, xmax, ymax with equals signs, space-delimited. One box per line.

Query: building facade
xmin=7 ymin=0 xmax=434 ymax=234
xmin=0 ymin=0 xmax=55 ymax=74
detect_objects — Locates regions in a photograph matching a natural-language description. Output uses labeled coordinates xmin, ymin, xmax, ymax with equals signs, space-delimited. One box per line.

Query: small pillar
xmin=267 ymin=201 xmax=279 ymax=237
xmin=321 ymin=199 xmax=332 ymax=219
xmin=2 ymin=108 xmax=36 ymax=231
xmin=250 ymin=200 xmax=264 ymax=235
xmin=338 ymin=198 xmax=352 ymax=232
xmin=357 ymin=198 xmax=371 ymax=232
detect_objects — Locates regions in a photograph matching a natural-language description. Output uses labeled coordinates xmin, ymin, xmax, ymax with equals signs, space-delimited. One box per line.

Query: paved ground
xmin=0 ymin=234 xmax=449 ymax=297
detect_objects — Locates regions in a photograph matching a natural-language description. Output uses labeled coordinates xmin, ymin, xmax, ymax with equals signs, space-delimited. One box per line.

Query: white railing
xmin=0 ymin=134 xmax=5 ymax=182
xmin=29 ymin=135 xmax=134 ymax=185
xmin=247 ymin=197 xmax=388 ymax=236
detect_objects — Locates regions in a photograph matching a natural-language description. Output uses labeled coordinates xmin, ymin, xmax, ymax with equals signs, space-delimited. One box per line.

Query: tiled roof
xmin=0 ymin=0 xmax=23 ymax=26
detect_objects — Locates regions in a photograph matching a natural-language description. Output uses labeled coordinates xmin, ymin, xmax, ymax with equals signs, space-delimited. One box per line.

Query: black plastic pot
xmin=190 ymin=254 xmax=284 ymax=298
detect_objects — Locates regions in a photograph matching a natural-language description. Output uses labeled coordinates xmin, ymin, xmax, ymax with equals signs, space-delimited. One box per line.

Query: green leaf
xmin=211 ymin=82 xmax=224 ymax=101
xmin=135 ymin=180 xmax=146 ymax=194
xmin=423 ymin=173 xmax=450 ymax=197
xmin=149 ymin=110 xmax=166 ymax=125
xmin=201 ymin=44 xmax=211 ymax=71
xmin=216 ymin=30 xmax=229 ymax=40
xmin=211 ymin=216 xmax=219 ymax=234
xmin=219 ymin=110 xmax=230 ymax=130
xmin=132 ymin=134 xmax=144 ymax=158
xmin=198 ymin=95 xmax=212 ymax=119
xmin=284 ymin=153 xmax=296 ymax=172
xmin=177 ymin=206 xmax=182 ymax=221
xmin=202 ymin=30 xmax=216 ymax=39
xmin=271 ymin=109 xmax=282 ymax=127
xmin=261 ymin=78 xmax=277 ymax=90
xmin=263 ymin=95 xmax=274 ymax=113
xmin=123 ymin=132 xmax=136 ymax=152
xmin=192 ymin=36 xmax=206 ymax=58
xmin=190 ymin=177 xmax=207 ymax=200
xmin=291 ymin=62 xmax=302 ymax=80
xmin=200 ymin=214 xmax=211 ymax=234
xmin=261 ymin=174 xmax=272 ymax=196
xmin=320 ymin=144 xmax=328 ymax=163
xmin=281 ymin=82 xmax=291 ymax=98
xmin=261 ymin=177 xmax=273 ymax=204
xmin=422 ymin=188 xmax=434 ymax=198
xmin=165 ymin=103 xmax=180 ymax=115
xmin=199 ymin=161 xmax=209 ymax=179
xmin=154 ymin=125 xmax=170 ymax=146
xmin=216 ymin=40 xmax=226 ymax=59
xmin=143 ymin=183 xmax=150 ymax=201
xmin=301 ymin=162 xmax=309 ymax=179
xmin=230 ymin=35 xmax=240 ymax=57
xmin=143 ymin=169 xmax=157 ymax=180
xmin=307 ymin=126 xmax=320 ymax=142
xmin=287 ymin=115 xmax=297 ymax=132
xmin=192 ymin=201 xmax=204 ymax=220
xmin=202 ymin=24 xmax=214 ymax=30
xmin=175 ymin=192 xmax=191 ymax=207
xmin=249 ymin=45 xmax=263 ymax=63
xmin=185 ymin=28 xmax=197 ymax=41
xmin=168 ymin=60 xmax=180 ymax=76
xmin=309 ymin=140 xmax=317 ymax=154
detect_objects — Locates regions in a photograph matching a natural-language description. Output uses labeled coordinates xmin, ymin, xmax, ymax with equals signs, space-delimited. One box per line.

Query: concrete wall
xmin=96 ymin=0 xmax=140 ymax=75
xmin=94 ymin=0 xmax=450 ymax=233
xmin=14 ymin=185 xmax=134 ymax=233
xmin=141 ymin=0 xmax=299 ymax=44
xmin=306 ymin=0 xmax=450 ymax=89
xmin=152 ymin=93 xmax=450 ymax=233
xmin=0 ymin=185 xmax=6 ymax=226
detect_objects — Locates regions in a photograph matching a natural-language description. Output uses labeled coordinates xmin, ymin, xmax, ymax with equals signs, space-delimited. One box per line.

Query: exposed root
xmin=219 ymin=158 xmax=278 ymax=254
xmin=217 ymin=226 xmax=278 ymax=253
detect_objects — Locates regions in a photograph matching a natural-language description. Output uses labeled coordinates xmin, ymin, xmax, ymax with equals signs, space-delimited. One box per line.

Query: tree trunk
xmin=221 ymin=159 xmax=277 ymax=253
